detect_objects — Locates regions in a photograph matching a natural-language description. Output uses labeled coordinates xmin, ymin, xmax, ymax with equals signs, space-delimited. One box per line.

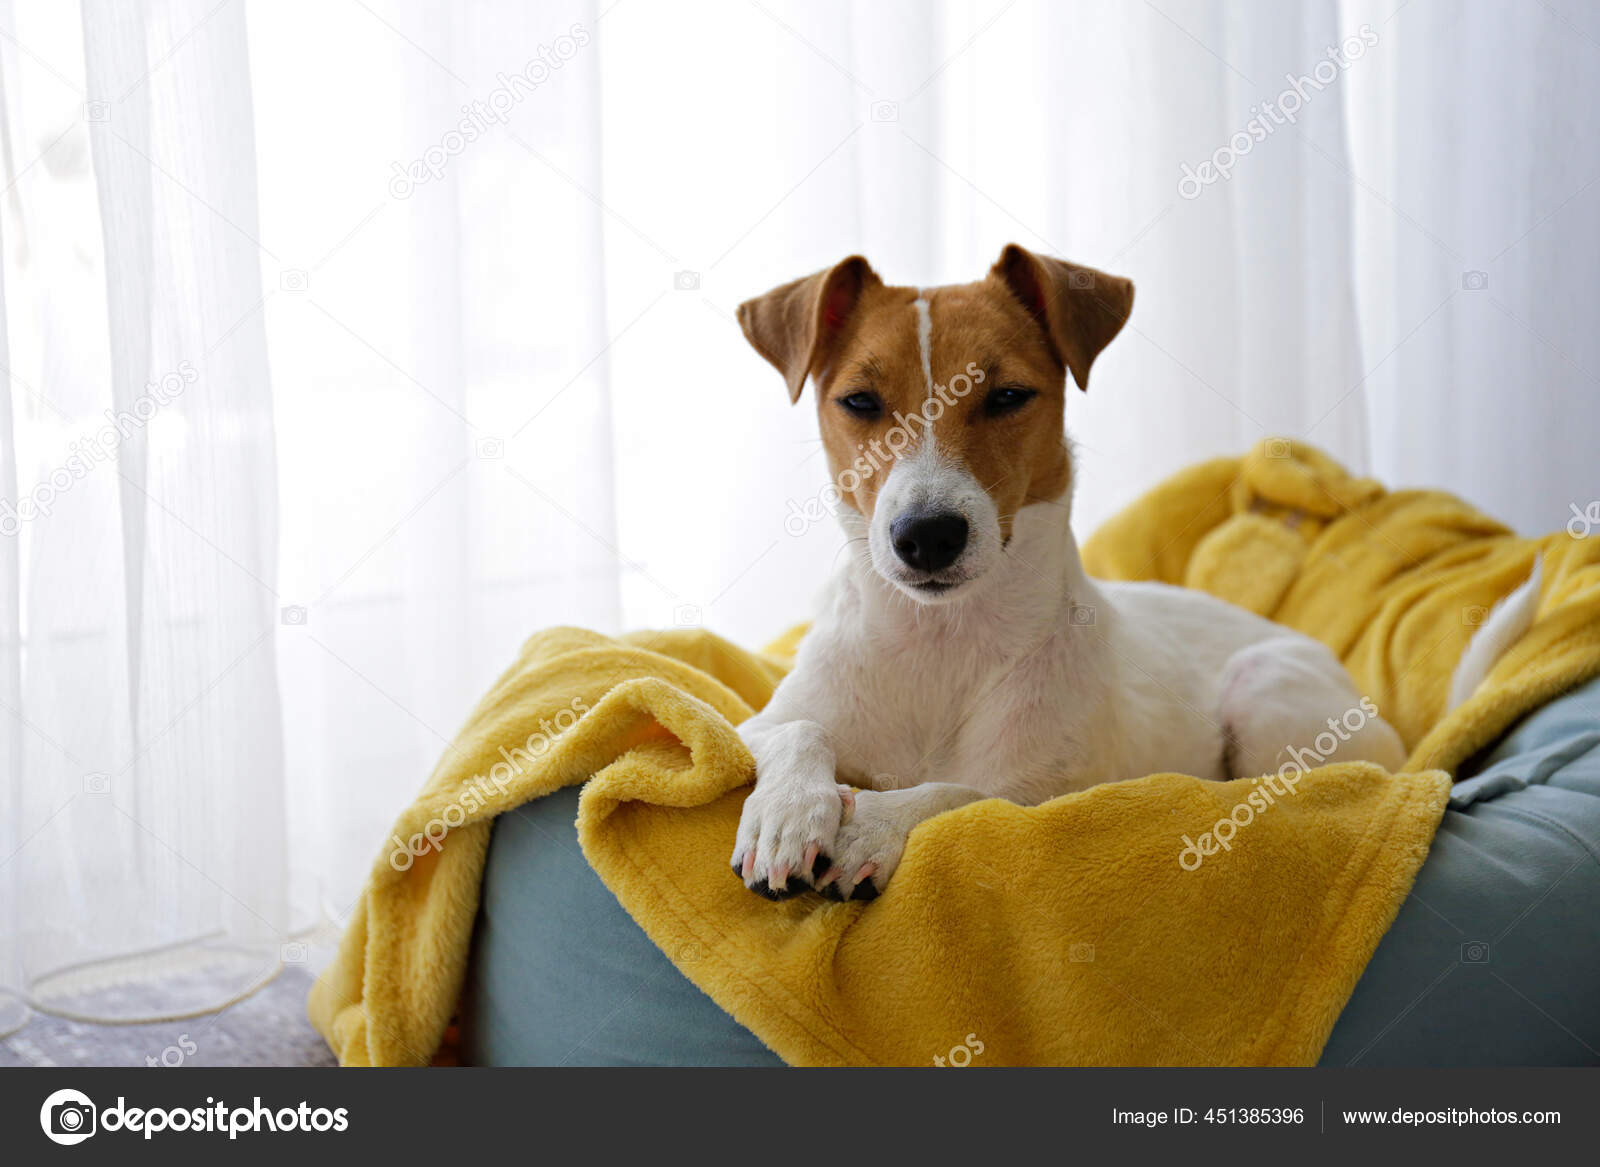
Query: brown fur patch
xmin=818 ymin=282 xmax=1068 ymax=537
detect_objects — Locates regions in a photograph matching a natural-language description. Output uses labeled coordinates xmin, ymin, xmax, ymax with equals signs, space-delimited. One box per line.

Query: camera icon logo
xmin=83 ymin=101 xmax=111 ymax=123
xmin=476 ymin=436 xmax=504 ymax=459
xmin=40 ymin=1088 xmax=97 ymax=1145
xmin=1067 ymin=269 xmax=1096 ymax=290
xmin=280 ymin=604 xmax=308 ymax=626
xmin=279 ymin=268 xmax=309 ymax=294
xmin=1461 ymin=605 xmax=1488 ymax=627
xmin=673 ymin=270 xmax=701 ymax=291
xmin=1069 ymin=602 xmax=1096 ymax=627
xmin=870 ymin=100 xmax=899 ymax=122
xmin=673 ymin=603 xmax=702 ymax=628
xmin=1461 ymin=270 xmax=1489 ymax=291
xmin=1460 ymin=940 xmax=1490 ymax=964
xmin=83 ymin=772 xmax=111 ymax=795
xmin=281 ymin=941 xmax=309 ymax=963
xmin=1069 ymin=942 xmax=1095 ymax=963
xmin=1265 ymin=437 xmax=1292 ymax=459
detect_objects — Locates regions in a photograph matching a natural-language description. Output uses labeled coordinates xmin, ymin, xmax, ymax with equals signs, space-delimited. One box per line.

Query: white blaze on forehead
xmin=913 ymin=292 xmax=936 ymax=455
xmin=913 ymin=293 xmax=935 ymax=400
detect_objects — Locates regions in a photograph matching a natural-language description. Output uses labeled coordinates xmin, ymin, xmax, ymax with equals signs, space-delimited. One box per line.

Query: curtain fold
xmin=2 ymin=0 xmax=285 ymax=1024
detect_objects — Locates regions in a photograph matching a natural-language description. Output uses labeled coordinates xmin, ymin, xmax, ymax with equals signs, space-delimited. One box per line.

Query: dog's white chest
xmin=826 ymin=627 xmax=1109 ymax=801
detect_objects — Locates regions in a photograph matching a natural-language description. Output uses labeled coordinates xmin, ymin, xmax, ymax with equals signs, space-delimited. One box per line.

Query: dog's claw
xmin=817 ymin=861 xmax=879 ymax=902
xmin=821 ymin=880 xmax=876 ymax=902
xmin=847 ymin=863 xmax=881 ymax=901
xmin=750 ymin=876 xmax=804 ymax=901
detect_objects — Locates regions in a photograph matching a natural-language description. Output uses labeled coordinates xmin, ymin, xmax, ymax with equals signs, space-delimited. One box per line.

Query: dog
xmin=728 ymin=245 xmax=1521 ymax=903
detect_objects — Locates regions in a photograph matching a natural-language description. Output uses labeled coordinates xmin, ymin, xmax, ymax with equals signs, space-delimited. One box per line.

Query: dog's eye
xmin=837 ymin=391 xmax=883 ymax=418
xmin=984 ymin=386 xmax=1036 ymax=417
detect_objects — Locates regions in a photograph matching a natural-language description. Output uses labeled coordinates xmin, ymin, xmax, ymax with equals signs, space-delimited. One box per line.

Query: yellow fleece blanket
xmin=309 ymin=441 xmax=1600 ymax=1067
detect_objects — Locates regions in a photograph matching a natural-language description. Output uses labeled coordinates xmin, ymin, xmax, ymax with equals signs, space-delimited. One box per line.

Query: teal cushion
xmin=462 ymin=677 xmax=1600 ymax=1066
xmin=1319 ymin=673 xmax=1600 ymax=1066
xmin=460 ymin=787 xmax=779 ymax=1066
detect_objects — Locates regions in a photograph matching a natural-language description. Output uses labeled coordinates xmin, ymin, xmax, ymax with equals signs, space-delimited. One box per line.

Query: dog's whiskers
xmin=981 ymin=469 xmax=1017 ymax=495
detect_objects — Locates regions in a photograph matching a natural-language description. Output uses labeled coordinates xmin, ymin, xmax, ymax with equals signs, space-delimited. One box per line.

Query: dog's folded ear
xmin=737 ymin=256 xmax=880 ymax=403
xmin=991 ymin=244 xmax=1134 ymax=391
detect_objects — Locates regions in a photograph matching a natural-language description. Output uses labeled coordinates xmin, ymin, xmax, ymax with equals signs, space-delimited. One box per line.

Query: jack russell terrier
xmin=729 ymin=245 xmax=1528 ymax=902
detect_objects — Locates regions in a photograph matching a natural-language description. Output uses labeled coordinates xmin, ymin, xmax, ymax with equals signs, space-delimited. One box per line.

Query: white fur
xmin=1447 ymin=559 xmax=1542 ymax=709
xmin=913 ymin=293 xmax=935 ymax=401
xmin=733 ymin=482 xmax=1422 ymax=898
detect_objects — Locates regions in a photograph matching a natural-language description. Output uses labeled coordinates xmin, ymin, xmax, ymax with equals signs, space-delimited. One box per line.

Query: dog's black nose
xmin=890 ymin=511 xmax=968 ymax=572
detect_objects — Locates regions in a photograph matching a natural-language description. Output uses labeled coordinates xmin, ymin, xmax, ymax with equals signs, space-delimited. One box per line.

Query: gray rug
xmin=0 ymin=966 xmax=336 ymax=1068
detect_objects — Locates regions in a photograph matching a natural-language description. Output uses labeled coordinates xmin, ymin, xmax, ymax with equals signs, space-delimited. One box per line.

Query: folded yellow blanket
xmin=309 ymin=441 xmax=1600 ymax=1067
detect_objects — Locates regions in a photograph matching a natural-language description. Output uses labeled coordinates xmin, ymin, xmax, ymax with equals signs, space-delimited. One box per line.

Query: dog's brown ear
xmin=737 ymin=256 xmax=880 ymax=403
xmin=991 ymin=244 xmax=1134 ymax=391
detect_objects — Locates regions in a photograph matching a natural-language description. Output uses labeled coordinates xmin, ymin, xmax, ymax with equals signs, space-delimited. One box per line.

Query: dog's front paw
xmin=816 ymin=790 xmax=908 ymax=902
xmin=730 ymin=781 xmax=853 ymax=900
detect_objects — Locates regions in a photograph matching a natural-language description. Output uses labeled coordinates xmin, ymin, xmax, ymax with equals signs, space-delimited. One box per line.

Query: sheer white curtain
xmin=247 ymin=0 xmax=619 ymax=941
xmin=1344 ymin=0 xmax=1600 ymax=535
xmin=1 ymin=0 xmax=284 ymax=1026
xmin=0 ymin=0 xmax=1594 ymax=1031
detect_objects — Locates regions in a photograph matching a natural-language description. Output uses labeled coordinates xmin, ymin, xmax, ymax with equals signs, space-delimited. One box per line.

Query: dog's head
xmin=738 ymin=244 xmax=1133 ymax=604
